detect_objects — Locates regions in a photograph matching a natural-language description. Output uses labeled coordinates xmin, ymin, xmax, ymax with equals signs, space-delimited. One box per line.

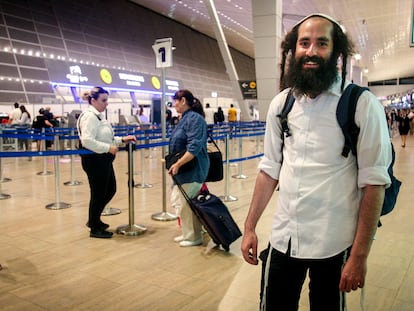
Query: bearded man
xmin=241 ymin=14 xmax=391 ymax=311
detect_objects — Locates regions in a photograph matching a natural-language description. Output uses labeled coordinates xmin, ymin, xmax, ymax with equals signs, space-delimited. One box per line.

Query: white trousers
xmin=172 ymin=182 xmax=202 ymax=241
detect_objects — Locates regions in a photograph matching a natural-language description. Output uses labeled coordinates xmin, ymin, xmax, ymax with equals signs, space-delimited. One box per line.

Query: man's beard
xmin=284 ymin=55 xmax=338 ymax=96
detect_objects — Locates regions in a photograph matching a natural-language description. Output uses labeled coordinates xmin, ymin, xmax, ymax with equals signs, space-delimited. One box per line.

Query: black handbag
xmin=165 ymin=149 xmax=196 ymax=172
xmin=206 ymin=134 xmax=223 ymax=182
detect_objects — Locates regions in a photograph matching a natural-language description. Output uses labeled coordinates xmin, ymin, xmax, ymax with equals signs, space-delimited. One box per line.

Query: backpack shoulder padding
xmin=336 ymin=84 xmax=369 ymax=157
xmin=277 ymin=89 xmax=295 ymax=139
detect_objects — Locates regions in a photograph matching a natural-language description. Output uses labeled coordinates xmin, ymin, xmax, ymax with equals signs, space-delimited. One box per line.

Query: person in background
xmin=204 ymin=103 xmax=215 ymax=125
xmin=8 ymin=102 xmax=21 ymax=125
xmin=409 ymin=109 xmax=414 ymax=135
xmin=167 ymin=89 xmax=209 ymax=247
xmin=43 ymin=106 xmax=60 ymax=127
xmin=214 ymin=106 xmax=225 ymax=124
xmin=166 ymin=105 xmax=172 ymax=125
xmin=137 ymin=106 xmax=149 ymax=123
xmin=16 ymin=105 xmax=32 ymax=152
xmin=395 ymin=108 xmax=412 ymax=147
xmin=241 ymin=13 xmax=391 ymax=310
xmin=228 ymin=103 xmax=237 ymax=123
xmin=77 ymin=86 xmax=137 ymax=239
xmin=32 ymin=108 xmax=54 ymax=151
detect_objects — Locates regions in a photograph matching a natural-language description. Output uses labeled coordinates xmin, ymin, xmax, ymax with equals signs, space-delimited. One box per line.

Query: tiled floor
xmin=0 ymin=134 xmax=413 ymax=310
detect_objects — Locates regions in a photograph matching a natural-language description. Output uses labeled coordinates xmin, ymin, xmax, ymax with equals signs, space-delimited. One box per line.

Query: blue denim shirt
xmin=169 ymin=109 xmax=209 ymax=184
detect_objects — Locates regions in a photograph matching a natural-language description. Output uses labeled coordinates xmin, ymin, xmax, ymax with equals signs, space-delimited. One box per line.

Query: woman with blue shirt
xmin=168 ymin=89 xmax=209 ymax=247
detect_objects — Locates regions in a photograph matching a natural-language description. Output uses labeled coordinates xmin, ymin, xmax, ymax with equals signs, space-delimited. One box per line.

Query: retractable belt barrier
xmin=0 ymin=123 xmax=265 ymax=224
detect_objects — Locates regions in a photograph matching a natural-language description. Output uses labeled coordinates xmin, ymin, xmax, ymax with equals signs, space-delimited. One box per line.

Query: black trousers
xmin=81 ymin=153 xmax=116 ymax=230
xmin=260 ymin=244 xmax=349 ymax=311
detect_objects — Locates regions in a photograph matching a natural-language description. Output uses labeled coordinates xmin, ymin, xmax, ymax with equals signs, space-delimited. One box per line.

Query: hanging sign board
xmin=152 ymin=38 xmax=173 ymax=68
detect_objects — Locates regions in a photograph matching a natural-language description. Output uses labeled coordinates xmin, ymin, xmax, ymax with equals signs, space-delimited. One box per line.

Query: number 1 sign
xmin=152 ymin=38 xmax=173 ymax=68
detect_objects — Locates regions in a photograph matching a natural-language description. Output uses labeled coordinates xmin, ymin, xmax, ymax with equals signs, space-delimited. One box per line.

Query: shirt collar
xmin=87 ymin=105 xmax=103 ymax=118
xmin=328 ymin=76 xmax=351 ymax=97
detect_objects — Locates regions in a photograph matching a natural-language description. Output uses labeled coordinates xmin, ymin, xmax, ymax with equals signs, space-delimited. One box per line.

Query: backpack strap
xmin=336 ymin=84 xmax=369 ymax=157
xmin=277 ymin=89 xmax=295 ymax=140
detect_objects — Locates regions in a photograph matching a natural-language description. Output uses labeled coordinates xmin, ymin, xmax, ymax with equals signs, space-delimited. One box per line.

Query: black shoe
xmin=86 ymin=221 xmax=110 ymax=230
xmin=90 ymin=230 xmax=113 ymax=239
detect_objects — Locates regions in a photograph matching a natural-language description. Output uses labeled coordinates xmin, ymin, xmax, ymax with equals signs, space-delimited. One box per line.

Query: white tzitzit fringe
xmin=360 ymin=286 xmax=366 ymax=311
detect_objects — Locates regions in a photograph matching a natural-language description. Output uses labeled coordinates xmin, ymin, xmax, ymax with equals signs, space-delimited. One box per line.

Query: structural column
xmin=252 ymin=0 xmax=283 ymax=121
xmin=203 ymin=0 xmax=250 ymax=120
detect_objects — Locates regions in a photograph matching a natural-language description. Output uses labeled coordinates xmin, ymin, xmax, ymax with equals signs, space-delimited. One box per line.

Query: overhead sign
xmin=44 ymin=59 xmax=181 ymax=94
xmin=152 ymin=38 xmax=173 ymax=68
xmin=239 ymin=80 xmax=257 ymax=99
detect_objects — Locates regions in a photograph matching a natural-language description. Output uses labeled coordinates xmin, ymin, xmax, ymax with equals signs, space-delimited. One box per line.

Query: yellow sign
xmin=100 ymin=68 xmax=112 ymax=84
xmin=249 ymin=81 xmax=256 ymax=89
xmin=151 ymin=76 xmax=161 ymax=89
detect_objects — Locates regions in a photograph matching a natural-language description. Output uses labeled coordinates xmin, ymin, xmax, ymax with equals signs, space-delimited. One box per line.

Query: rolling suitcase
xmin=175 ymin=180 xmax=242 ymax=251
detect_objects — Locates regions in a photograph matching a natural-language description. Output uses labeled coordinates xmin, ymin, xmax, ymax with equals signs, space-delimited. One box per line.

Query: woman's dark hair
xmin=86 ymin=86 xmax=109 ymax=104
xmin=173 ymin=89 xmax=205 ymax=118
xmin=20 ymin=105 xmax=31 ymax=119
xmin=279 ymin=16 xmax=354 ymax=92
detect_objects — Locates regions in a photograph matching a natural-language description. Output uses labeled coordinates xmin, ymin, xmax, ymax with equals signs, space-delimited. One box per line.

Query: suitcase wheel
xmin=223 ymin=244 xmax=230 ymax=252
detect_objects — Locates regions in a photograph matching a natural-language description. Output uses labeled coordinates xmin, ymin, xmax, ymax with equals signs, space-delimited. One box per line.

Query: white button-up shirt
xmin=259 ymin=79 xmax=391 ymax=259
xmin=77 ymin=106 xmax=122 ymax=154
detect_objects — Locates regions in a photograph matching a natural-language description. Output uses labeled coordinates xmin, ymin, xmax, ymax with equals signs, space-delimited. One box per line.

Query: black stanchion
xmin=117 ymin=143 xmax=147 ymax=236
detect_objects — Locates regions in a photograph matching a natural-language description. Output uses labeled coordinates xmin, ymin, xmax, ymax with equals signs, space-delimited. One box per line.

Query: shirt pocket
xmin=308 ymin=125 xmax=344 ymax=164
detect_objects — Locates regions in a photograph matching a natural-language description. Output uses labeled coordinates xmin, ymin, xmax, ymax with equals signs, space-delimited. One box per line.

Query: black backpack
xmin=277 ymin=84 xmax=401 ymax=225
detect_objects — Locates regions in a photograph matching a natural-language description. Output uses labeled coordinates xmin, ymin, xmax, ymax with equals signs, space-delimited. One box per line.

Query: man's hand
xmin=241 ymin=229 xmax=259 ymax=265
xmin=339 ymin=255 xmax=367 ymax=292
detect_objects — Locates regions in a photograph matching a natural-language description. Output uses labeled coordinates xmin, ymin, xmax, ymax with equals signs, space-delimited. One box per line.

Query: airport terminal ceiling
xmin=130 ymin=0 xmax=414 ymax=83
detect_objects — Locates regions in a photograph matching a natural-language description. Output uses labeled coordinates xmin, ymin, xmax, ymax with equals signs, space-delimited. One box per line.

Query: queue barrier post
xmin=37 ymin=128 xmax=52 ymax=176
xmin=255 ymin=134 xmax=260 ymax=155
xmin=135 ymin=144 xmax=153 ymax=188
xmin=117 ymin=142 xmax=147 ymax=235
xmin=219 ymin=132 xmax=238 ymax=202
xmin=151 ymin=67 xmax=177 ymax=222
xmin=230 ymin=126 xmax=238 ymax=167
xmin=0 ymin=129 xmax=11 ymax=183
xmin=45 ymin=134 xmax=71 ymax=210
xmin=232 ymin=128 xmax=247 ymax=179
xmin=0 ymin=181 xmax=11 ymax=200
xmin=64 ymin=129 xmax=82 ymax=186
xmin=101 ymin=204 xmax=122 ymax=216
xmin=0 ymin=134 xmax=10 ymax=198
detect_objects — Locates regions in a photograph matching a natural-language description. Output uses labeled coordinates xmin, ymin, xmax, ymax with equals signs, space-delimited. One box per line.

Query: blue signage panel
xmin=44 ymin=59 xmax=181 ymax=94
